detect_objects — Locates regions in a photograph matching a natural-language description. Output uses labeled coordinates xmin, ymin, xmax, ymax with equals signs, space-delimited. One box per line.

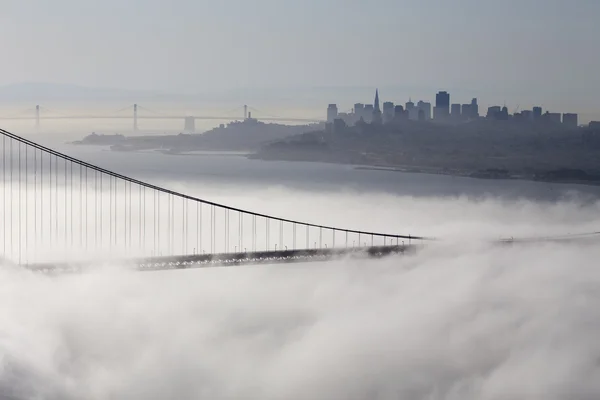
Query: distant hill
xmin=194 ymin=119 xmax=323 ymax=151
xmin=74 ymin=119 xmax=324 ymax=152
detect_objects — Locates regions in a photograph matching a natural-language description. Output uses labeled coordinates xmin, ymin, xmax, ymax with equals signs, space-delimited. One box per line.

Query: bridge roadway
xmin=22 ymin=245 xmax=418 ymax=274
xmin=0 ymin=115 xmax=324 ymax=124
xmin=17 ymin=232 xmax=600 ymax=274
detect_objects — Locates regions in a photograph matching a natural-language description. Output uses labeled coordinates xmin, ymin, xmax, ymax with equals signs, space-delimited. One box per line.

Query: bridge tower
xmin=184 ymin=116 xmax=196 ymax=132
xmin=35 ymin=105 xmax=40 ymax=130
xmin=133 ymin=104 xmax=138 ymax=132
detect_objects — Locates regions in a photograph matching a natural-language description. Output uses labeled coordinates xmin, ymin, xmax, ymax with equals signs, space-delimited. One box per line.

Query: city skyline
xmin=326 ymin=88 xmax=585 ymax=127
xmin=1 ymin=0 xmax=599 ymax=115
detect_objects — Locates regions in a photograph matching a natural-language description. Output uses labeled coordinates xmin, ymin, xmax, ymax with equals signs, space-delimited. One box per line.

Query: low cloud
xmin=1 ymin=194 xmax=600 ymax=399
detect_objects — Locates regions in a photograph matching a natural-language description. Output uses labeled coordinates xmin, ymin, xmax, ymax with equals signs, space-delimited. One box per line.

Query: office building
xmin=405 ymin=100 xmax=416 ymax=120
xmin=337 ymin=113 xmax=353 ymax=126
xmin=451 ymin=104 xmax=461 ymax=119
xmin=563 ymin=113 xmax=578 ymax=128
xmin=417 ymin=101 xmax=431 ymax=120
xmin=461 ymin=104 xmax=471 ymax=119
xmin=487 ymin=106 xmax=502 ymax=119
xmin=461 ymin=99 xmax=479 ymax=120
xmin=513 ymin=112 xmax=525 ymax=121
xmin=436 ymin=91 xmax=450 ymax=108
xmin=354 ymin=103 xmax=364 ymax=122
xmin=589 ymin=121 xmax=600 ymax=129
xmin=333 ymin=118 xmax=347 ymax=133
xmin=435 ymin=91 xmax=450 ymax=120
xmin=521 ymin=110 xmax=533 ymax=121
xmin=394 ymin=105 xmax=405 ymax=119
xmin=533 ymin=106 xmax=542 ymax=121
xmin=383 ymin=101 xmax=395 ymax=123
xmin=327 ymin=104 xmax=338 ymax=123
xmin=544 ymin=112 xmax=562 ymax=124
xmin=470 ymin=98 xmax=479 ymax=118
xmin=364 ymin=105 xmax=374 ymax=123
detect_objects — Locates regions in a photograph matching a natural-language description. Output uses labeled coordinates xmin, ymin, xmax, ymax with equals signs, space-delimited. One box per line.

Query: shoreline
xmin=76 ymin=143 xmax=600 ymax=188
xmin=352 ymin=166 xmax=600 ymax=187
xmin=250 ymin=155 xmax=600 ymax=187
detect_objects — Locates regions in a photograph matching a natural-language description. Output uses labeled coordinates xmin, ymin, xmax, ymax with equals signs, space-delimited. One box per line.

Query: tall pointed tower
xmin=372 ymin=89 xmax=382 ymax=124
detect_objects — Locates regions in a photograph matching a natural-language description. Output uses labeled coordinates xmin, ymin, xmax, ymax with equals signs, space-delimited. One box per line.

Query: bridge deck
xmin=12 ymin=234 xmax=600 ymax=275
xmin=22 ymin=245 xmax=418 ymax=274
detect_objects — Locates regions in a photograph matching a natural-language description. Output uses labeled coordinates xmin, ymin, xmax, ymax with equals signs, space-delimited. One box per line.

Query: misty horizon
xmin=1 ymin=82 xmax=598 ymax=126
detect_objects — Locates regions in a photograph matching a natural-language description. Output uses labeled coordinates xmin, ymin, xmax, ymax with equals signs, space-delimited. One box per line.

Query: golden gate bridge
xmin=0 ymin=128 xmax=426 ymax=273
xmin=1 ymin=128 xmax=598 ymax=274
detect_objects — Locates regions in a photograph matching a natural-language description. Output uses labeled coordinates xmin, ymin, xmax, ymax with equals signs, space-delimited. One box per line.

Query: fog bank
xmin=1 ymin=244 xmax=600 ymax=398
xmin=1 ymin=191 xmax=600 ymax=399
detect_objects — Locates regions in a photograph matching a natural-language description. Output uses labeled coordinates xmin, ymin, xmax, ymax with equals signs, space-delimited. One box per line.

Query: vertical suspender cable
xmin=18 ymin=142 xmax=22 ymax=264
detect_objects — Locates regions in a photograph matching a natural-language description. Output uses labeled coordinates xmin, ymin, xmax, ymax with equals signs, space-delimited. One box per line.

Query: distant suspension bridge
xmin=0 ymin=104 xmax=325 ymax=132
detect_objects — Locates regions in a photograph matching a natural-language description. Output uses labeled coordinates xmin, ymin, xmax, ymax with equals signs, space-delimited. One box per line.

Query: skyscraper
xmin=544 ymin=112 xmax=561 ymax=124
xmin=436 ymin=91 xmax=450 ymax=108
xmin=461 ymin=104 xmax=471 ymax=119
xmin=383 ymin=101 xmax=395 ymax=123
xmin=487 ymin=106 xmax=502 ymax=119
xmin=451 ymin=104 xmax=461 ymax=119
xmin=435 ymin=91 xmax=450 ymax=120
xmin=416 ymin=101 xmax=431 ymax=120
xmin=364 ymin=105 xmax=374 ymax=123
xmin=521 ymin=110 xmax=533 ymax=121
xmin=533 ymin=106 xmax=542 ymax=121
xmin=563 ymin=113 xmax=578 ymax=128
xmin=405 ymin=99 xmax=415 ymax=120
xmin=471 ymin=98 xmax=479 ymax=118
xmin=354 ymin=103 xmax=365 ymax=122
xmin=327 ymin=104 xmax=338 ymax=123
xmin=394 ymin=105 xmax=405 ymax=119
xmin=372 ymin=89 xmax=382 ymax=124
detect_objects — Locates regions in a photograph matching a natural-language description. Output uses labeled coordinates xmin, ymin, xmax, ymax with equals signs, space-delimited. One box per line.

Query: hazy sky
xmin=1 ymin=0 xmax=599 ymax=111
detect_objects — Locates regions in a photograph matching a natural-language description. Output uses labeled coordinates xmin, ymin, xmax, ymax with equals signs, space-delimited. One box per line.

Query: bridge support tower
xmin=184 ymin=116 xmax=196 ymax=132
xmin=133 ymin=104 xmax=138 ymax=132
xmin=35 ymin=105 xmax=40 ymax=130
